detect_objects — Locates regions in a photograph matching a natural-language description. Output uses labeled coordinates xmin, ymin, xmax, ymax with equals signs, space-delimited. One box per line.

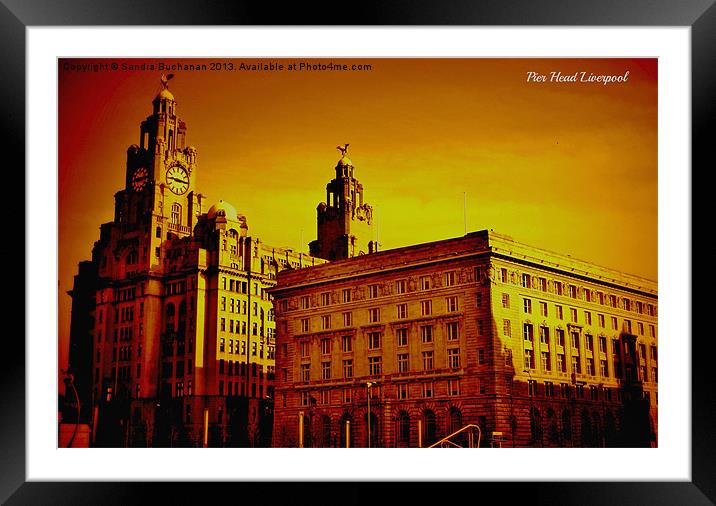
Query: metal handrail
xmin=428 ymin=423 xmax=482 ymax=448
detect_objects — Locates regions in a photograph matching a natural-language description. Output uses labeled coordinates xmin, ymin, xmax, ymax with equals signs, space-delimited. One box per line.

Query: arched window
xmin=449 ymin=407 xmax=463 ymax=434
xmin=171 ymin=203 xmax=181 ymax=225
xmin=127 ymin=249 xmax=138 ymax=265
xmin=398 ymin=411 xmax=410 ymax=446
xmin=547 ymin=408 xmax=560 ymax=445
xmin=530 ymin=407 xmax=543 ymax=446
xmin=423 ymin=410 xmax=437 ymax=446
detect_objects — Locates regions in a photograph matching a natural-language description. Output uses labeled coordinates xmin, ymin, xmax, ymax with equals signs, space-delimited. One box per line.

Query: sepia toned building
xmin=66 ymin=83 xmax=326 ymax=447
xmin=270 ymin=229 xmax=658 ymax=448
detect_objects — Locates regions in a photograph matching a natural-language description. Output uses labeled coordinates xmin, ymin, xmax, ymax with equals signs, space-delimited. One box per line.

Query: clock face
xmin=131 ymin=167 xmax=149 ymax=192
xmin=166 ymin=164 xmax=189 ymax=195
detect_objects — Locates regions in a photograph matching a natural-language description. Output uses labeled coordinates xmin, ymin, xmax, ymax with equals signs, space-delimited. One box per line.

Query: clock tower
xmin=120 ymin=78 xmax=203 ymax=268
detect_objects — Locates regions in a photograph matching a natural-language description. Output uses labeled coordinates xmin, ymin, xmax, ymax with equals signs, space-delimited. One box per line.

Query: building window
xmin=448 ymin=348 xmax=460 ymax=368
xmin=477 ymin=348 xmax=485 ymax=364
xmin=586 ymin=358 xmax=595 ymax=376
xmin=501 ymin=268 xmax=508 ymax=283
xmin=555 ymin=305 xmax=563 ymax=320
xmin=398 ymin=353 xmax=409 ymax=373
xmin=300 ymin=341 xmax=310 ymax=358
xmin=171 ymin=203 xmax=182 ymax=225
xmin=420 ymin=300 xmax=432 ymax=316
xmin=396 ymin=279 xmax=407 ymax=294
xmin=555 ymin=282 xmax=563 ymax=296
xmin=396 ymin=303 xmax=408 ymax=319
xmin=321 ymin=315 xmax=331 ymax=330
xmin=397 ymin=384 xmax=409 ymax=400
xmin=420 ymin=276 xmax=431 ymax=290
xmin=647 ymin=304 xmax=655 ymax=317
xmin=599 ymin=336 xmax=607 ymax=353
xmin=503 ymin=319 xmax=512 ymax=337
xmin=476 ymin=292 xmax=483 ymax=307
xmin=368 ymin=308 xmax=380 ymax=323
xmin=570 ymin=308 xmax=578 ymax=323
xmin=396 ymin=328 xmax=408 ymax=347
xmin=545 ymin=382 xmax=554 ymax=398
xmin=342 ymin=312 xmax=352 ymax=327
xmin=611 ymin=317 xmax=618 ymax=330
xmin=598 ymin=314 xmax=605 ymax=328
xmin=541 ymin=351 xmax=551 ymax=372
xmin=539 ymin=326 xmax=550 ymax=345
xmin=420 ymin=325 xmax=433 ymax=344
xmin=446 ymin=322 xmax=459 ymax=341
xmin=342 ymin=289 xmax=351 ymax=303
xmin=502 ymin=293 xmax=510 ymax=308
xmin=300 ymin=392 xmax=310 ymax=406
xmin=637 ymin=322 xmax=644 ymax=335
xmin=368 ymin=356 xmax=382 ymax=376
xmin=569 ymin=285 xmax=577 ymax=298
xmin=523 ymin=323 xmax=534 ymax=343
xmin=445 ymin=296 xmax=458 ymax=313
xmin=300 ymin=364 xmax=310 ymax=382
xmin=444 ymin=271 xmax=456 ymax=287
xmin=479 ymin=378 xmax=486 ymax=394
xmin=571 ymin=356 xmax=582 ymax=375
xmin=300 ymin=318 xmax=310 ymax=333
xmin=556 ymin=353 xmax=566 ymax=372
xmin=623 ymin=319 xmax=632 ymax=334
xmin=649 ymin=324 xmax=656 ymax=338
xmin=341 ymin=335 xmax=352 ymax=352
xmin=540 ymin=301 xmax=548 ymax=317
xmin=368 ymin=284 xmax=379 ymax=299
xmin=524 ymin=349 xmax=535 ymax=370
xmin=300 ymin=296 xmax=310 ymax=309
xmin=527 ymin=380 xmax=536 ymax=397
xmin=539 ymin=278 xmax=547 ymax=292
xmin=600 ymin=359 xmax=609 ymax=377
xmin=422 ymin=382 xmax=434 ymax=398
xmin=342 ymin=359 xmax=353 ymax=378
xmin=523 ymin=298 xmax=532 ymax=314
xmin=321 ymin=338 xmax=332 ymax=355
xmin=322 ymin=361 xmax=331 ymax=380
xmin=368 ymin=332 xmax=382 ymax=349
xmin=521 ymin=273 xmax=531 ymax=288
xmin=448 ymin=379 xmax=460 ymax=396
xmin=609 ymin=295 xmax=617 ymax=308
xmin=585 ymin=311 xmax=592 ymax=325
xmin=320 ymin=292 xmax=331 ymax=306
xmin=585 ymin=334 xmax=594 ymax=352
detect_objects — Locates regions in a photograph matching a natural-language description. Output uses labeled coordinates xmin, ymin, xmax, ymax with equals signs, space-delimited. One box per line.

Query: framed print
xmin=6 ymin=1 xmax=715 ymax=504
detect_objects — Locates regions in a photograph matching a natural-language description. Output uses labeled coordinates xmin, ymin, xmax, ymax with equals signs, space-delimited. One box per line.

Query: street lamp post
xmin=366 ymin=381 xmax=374 ymax=448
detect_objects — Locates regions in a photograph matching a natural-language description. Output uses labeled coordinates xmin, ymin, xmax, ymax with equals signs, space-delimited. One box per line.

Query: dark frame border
xmin=4 ymin=1 xmax=713 ymax=504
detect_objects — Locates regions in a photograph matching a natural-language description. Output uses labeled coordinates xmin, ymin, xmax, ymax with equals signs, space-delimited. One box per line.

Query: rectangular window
xmin=539 ymin=326 xmax=550 ymax=345
xmin=501 ymin=268 xmax=508 ymax=283
xmin=539 ymin=278 xmax=547 ymax=292
xmin=556 ymin=353 xmax=566 ymax=372
xmin=540 ymin=301 xmax=548 ymax=317
xmin=446 ymin=322 xmax=459 ymax=341
xmin=321 ymin=361 xmax=331 ymax=380
xmin=527 ymin=380 xmax=536 ymax=397
xmin=586 ymin=358 xmax=595 ymax=376
xmin=368 ymin=308 xmax=380 ymax=323
xmin=570 ymin=308 xmax=578 ymax=323
xmin=397 ymin=383 xmax=409 ymax=399
xmin=585 ymin=334 xmax=594 ymax=352
xmin=555 ymin=282 xmax=563 ymax=296
xmin=541 ymin=351 xmax=551 ymax=372
xmin=320 ymin=292 xmax=331 ymax=306
xmin=649 ymin=324 xmax=656 ymax=337
xmin=571 ymin=356 xmax=582 ymax=374
xmin=523 ymin=323 xmax=534 ymax=342
xmin=445 ymin=296 xmax=459 ymax=312
xmin=395 ymin=279 xmax=407 ymax=294
xmin=624 ymin=319 xmax=632 ymax=334
xmin=476 ymin=292 xmax=482 ymax=307
xmin=342 ymin=312 xmax=352 ymax=327
xmin=300 ymin=341 xmax=310 ymax=358
xmin=397 ymin=353 xmax=409 ymax=373
xmin=524 ymin=349 xmax=535 ymax=370
xmin=368 ymin=332 xmax=382 ymax=349
xmin=342 ymin=289 xmax=351 ymax=303
xmin=396 ymin=303 xmax=408 ymax=319
xmin=368 ymin=356 xmax=382 ymax=376
xmin=545 ymin=381 xmax=554 ymax=398
xmin=611 ymin=317 xmax=618 ymax=330
xmin=637 ymin=322 xmax=644 ymax=335
xmin=447 ymin=348 xmax=461 ymax=368
xmin=523 ymin=298 xmax=532 ymax=314
xmin=368 ymin=284 xmax=379 ymax=299
xmin=478 ymin=348 xmax=485 ymax=364
xmin=420 ymin=276 xmax=431 ymax=290
xmin=321 ymin=338 xmax=332 ymax=355
xmin=599 ymin=336 xmax=607 ymax=353
xmin=503 ymin=319 xmax=512 ymax=337
xmin=321 ymin=315 xmax=331 ymax=330
xmin=420 ymin=325 xmax=433 ymax=344
xmin=448 ymin=379 xmax=460 ymax=396
xmin=647 ymin=304 xmax=655 ymax=316
xmin=571 ymin=332 xmax=580 ymax=351
xmin=343 ymin=359 xmax=353 ymax=379
xmin=569 ymin=285 xmax=577 ymax=298
xmin=423 ymin=351 xmax=433 ymax=371
xmin=300 ymin=364 xmax=310 ymax=382
xmin=522 ymin=273 xmax=531 ymax=288
xmin=600 ymin=359 xmax=609 ymax=377
xmin=598 ymin=314 xmax=605 ymax=328
xmin=300 ymin=392 xmax=309 ymax=406
xmin=560 ymin=383 xmax=570 ymax=399
xmin=502 ymin=293 xmax=510 ymax=308
xmin=585 ymin=311 xmax=592 ymax=325
xmin=300 ymin=296 xmax=310 ymax=309
xmin=555 ymin=305 xmax=563 ymax=320
xmin=300 ymin=318 xmax=310 ymax=333
xmin=444 ymin=271 xmax=456 ymax=287
xmin=341 ymin=335 xmax=352 ymax=352
xmin=422 ymin=382 xmax=434 ymax=398
xmin=650 ymin=345 xmax=658 ymax=361
xmin=420 ymin=300 xmax=432 ymax=316
xmin=396 ymin=328 xmax=408 ymax=347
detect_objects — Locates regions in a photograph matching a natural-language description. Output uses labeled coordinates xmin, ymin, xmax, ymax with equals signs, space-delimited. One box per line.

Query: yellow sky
xmin=58 ymin=57 xmax=657 ymax=372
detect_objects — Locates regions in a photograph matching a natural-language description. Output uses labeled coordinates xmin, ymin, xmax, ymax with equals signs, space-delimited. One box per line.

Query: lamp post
xmin=366 ymin=381 xmax=374 ymax=448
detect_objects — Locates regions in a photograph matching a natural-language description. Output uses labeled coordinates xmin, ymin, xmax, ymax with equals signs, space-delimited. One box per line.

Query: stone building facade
xmin=66 ymin=85 xmax=326 ymax=447
xmin=270 ymin=230 xmax=658 ymax=448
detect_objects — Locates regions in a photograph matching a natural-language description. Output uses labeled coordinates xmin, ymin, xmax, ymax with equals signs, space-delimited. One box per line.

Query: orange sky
xmin=58 ymin=57 xmax=658 ymax=377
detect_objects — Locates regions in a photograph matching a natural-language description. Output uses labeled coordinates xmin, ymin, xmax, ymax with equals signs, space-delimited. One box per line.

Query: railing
xmin=168 ymin=222 xmax=191 ymax=234
xmin=428 ymin=424 xmax=482 ymax=448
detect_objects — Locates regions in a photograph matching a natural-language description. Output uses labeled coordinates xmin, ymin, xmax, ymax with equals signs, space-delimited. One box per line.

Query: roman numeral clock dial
xmin=131 ymin=166 xmax=149 ymax=192
xmin=166 ymin=164 xmax=189 ymax=195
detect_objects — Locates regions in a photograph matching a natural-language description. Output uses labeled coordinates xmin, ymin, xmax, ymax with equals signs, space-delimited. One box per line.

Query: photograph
xmin=58 ymin=57 xmax=659 ymax=450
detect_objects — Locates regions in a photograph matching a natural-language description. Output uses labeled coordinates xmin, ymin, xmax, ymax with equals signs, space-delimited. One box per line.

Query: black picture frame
xmin=4 ymin=1 xmax=713 ymax=504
